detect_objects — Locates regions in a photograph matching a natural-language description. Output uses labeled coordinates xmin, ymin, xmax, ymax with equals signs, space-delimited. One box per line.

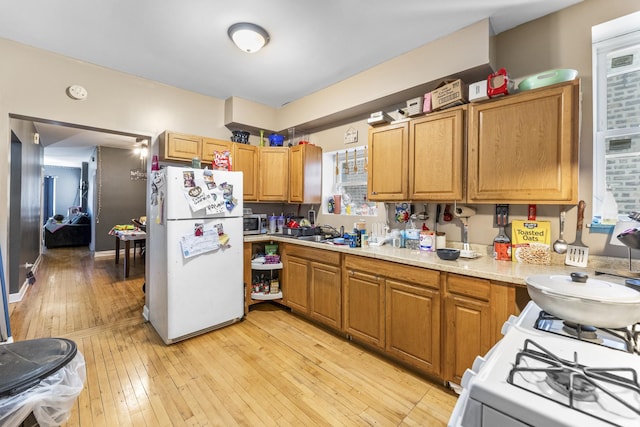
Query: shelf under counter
xmin=251 ymin=291 xmax=283 ymax=301
xmin=251 ymin=262 xmax=283 ymax=270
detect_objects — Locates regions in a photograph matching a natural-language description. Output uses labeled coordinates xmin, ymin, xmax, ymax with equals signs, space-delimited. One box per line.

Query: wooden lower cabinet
xmin=443 ymin=291 xmax=491 ymax=385
xmin=282 ymin=244 xmax=342 ymax=329
xmin=248 ymin=244 xmax=523 ymax=382
xmin=243 ymin=242 xmax=252 ymax=314
xmin=309 ymin=261 xmax=341 ymax=329
xmin=344 ymin=255 xmax=441 ymax=376
xmin=283 ymin=255 xmax=309 ymax=313
xmin=344 ymin=269 xmax=385 ymax=348
xmin=443 ymin=274 xmax=518 ymax=385
xmin=386 ymin=279 xmax=441 ymax=375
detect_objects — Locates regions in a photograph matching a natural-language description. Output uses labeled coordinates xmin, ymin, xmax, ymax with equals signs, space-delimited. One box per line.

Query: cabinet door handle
xmin=371 ymin=191 xmax=377 ymax=195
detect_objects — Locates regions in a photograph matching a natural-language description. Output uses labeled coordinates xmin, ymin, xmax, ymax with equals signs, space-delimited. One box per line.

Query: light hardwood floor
xmin=8 ymin=247 xmax=457 ymax=426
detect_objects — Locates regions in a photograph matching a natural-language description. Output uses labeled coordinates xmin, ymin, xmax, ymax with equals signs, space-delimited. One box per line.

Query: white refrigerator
xmin=147 ymin=166 xmax=244 ymax=344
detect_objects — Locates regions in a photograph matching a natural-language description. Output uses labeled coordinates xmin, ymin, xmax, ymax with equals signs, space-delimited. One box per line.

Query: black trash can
xmin=0 ymin=338 xmax=85 ymax=427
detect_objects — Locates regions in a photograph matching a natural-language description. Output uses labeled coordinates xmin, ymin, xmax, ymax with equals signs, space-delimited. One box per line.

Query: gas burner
xmin=535 ymin=310 xmax=639 ymax=353
xmin=562 ymin=321 xmax=598 ymax=341
xmin=545 ymin=370 xmax=597 ymax=401
xmin=508 ymin=339 xmax=640 ymax=426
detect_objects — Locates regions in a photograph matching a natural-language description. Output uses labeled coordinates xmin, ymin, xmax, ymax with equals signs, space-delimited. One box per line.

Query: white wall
xmin=0 ymin=38 xmax=232 ymax=272
xmin=3 ymin=0 xmax=640 ymax=265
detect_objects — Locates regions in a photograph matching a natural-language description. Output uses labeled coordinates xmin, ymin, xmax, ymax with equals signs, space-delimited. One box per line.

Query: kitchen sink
xmin=295 ymin=235 xmax=328 ymax=242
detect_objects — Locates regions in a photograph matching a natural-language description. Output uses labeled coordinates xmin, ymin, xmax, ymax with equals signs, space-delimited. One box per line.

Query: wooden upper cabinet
xmin=258 ymin=147 xmax=289 ymax=201
xmin=159 ymin=131 xmax=201 ymax=162
xmin=368 ymin=122 xmax=409 ymax=201
xmin=233 ymin=144 xmax=258 ymax=201
xmin=467 ymin=80 xmax=580 ymax=204
xmin=289 ymin=144 xmax=322 ymax=204
xmin=201 ymin=137 xmax=232 ymax=164
xmin=409 ymin=107 xmax=465 ymax=201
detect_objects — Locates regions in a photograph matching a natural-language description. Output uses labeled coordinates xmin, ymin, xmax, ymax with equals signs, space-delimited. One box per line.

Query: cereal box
xmin=511 ymin=220 xmax=551 ymax=264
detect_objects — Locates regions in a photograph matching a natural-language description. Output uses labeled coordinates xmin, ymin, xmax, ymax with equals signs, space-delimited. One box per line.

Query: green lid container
xmin=518 ymin=69 xmax=578 ymax=91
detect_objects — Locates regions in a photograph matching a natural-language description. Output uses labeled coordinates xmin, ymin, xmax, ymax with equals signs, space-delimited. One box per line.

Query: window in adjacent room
xmin=322 ymin=148 xmax=377 ymax=216
xmin=592 ymin=12 xmax=640 ymax=223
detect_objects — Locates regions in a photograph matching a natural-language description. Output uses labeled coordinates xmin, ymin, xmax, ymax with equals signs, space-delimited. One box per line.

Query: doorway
xmin=6 ymin=115 xmax=150 ymax=311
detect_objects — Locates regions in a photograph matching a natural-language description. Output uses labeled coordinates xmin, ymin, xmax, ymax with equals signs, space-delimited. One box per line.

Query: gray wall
xmin=9 ymin=121 xmax=43 ymax=294
xmin=93 ymin=146 xmax=146 ymax=251
xmin=43 ymin=165 xmax=81 ymax=218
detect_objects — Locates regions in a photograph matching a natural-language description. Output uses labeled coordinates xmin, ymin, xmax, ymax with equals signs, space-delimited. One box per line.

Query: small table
xmin=111 ymin=229 xmax=146 ymax=278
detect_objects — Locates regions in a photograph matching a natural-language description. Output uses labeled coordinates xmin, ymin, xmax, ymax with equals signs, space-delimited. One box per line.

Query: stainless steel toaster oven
xmin=243 ymin=213 xmax=267 ymax=235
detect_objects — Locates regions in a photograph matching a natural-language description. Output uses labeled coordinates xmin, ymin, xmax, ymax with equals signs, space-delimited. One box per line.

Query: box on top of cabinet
xmin=406 ymin=96 xmax=423 ymax=116
xmin=431 ymin=79 xmax=467 ymax=110
xmin=423 ymin=92 xmax=432 ymax=113
xmin=469 ymin=80 xmax=489 ymax=102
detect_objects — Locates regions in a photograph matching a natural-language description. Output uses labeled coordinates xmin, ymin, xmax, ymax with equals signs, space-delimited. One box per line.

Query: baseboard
xmin=9 ymin=254 xmax=41 ymax=303
xmin=9 ymin=281 xmax=28 ymax=303
xmin=94 ymin=250 xmax=116 ymax=259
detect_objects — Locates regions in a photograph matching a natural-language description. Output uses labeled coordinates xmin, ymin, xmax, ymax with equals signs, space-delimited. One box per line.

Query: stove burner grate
xmin=508 ymin=339 xmax=640 ymax=426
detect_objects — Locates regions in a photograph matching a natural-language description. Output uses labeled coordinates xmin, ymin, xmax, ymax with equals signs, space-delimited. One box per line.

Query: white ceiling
xmin=2 ymin=0 xmax=582 ymax=160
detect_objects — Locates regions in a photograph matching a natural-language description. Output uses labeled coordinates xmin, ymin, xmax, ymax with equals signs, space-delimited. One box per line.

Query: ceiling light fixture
xmin=228 ymin=22 xmax=270 ymax=53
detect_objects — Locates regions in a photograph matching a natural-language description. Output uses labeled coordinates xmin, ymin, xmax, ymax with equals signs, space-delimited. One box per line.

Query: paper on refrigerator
xmin=180 ymin=229 xmax=220 ymax=258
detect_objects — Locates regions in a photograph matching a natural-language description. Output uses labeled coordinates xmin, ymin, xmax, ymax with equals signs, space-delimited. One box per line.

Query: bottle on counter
xmin=493 ymin=213 xmax=511 ymax=261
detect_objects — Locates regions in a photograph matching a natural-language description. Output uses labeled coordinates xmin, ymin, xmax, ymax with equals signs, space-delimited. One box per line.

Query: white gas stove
xmin=449 ymin=301 xmax=640 ymax=427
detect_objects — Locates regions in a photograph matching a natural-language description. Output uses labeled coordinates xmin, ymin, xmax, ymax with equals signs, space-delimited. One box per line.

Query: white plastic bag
xmin=0 ymin=351 xmax=86 ymax=427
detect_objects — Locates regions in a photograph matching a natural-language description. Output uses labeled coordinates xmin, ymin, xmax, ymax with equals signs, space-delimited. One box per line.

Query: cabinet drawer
xmin=284 ymin=244 xmax=340 ymax=265
xmin=344 ymin=255 xmax=439 ymax=289
xmin=446 ymin=273 xmax=491 ymax=301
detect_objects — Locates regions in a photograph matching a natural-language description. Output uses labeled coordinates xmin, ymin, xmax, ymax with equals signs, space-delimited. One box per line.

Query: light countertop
xmin=244 ymin=234 xmax=608 ymax=286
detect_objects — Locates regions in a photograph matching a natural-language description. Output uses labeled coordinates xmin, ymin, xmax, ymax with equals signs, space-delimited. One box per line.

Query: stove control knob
xmin=501 ymin=316 xmax=518 ymax=335
xmin=471 ymin=355 xmax=486 ymax=373
xmin=461 ymin=369 xmax=476 ymax=389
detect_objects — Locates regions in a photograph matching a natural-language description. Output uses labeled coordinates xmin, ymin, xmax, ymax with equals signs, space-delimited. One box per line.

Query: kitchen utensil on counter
xmin=353 ymin=149 xmax=358 ymax=172
xmin=436 ymin=248 xmax=460 ymax=261
xmin=443 ymin=204 xmax=453 ymax=222
xmin=565 ymin=200 xmax=589 ymax=267
xmin=525 ymin=273 xmax=640 ymax=328
xmin=616 ymin=227 xmax=640 ymax=276
xmin=618 ymin=227 xmax=640 ymax=249
xmin=454 ymin=205 xmax=477 ymax=258
xmin=364 ymin=146 xmax=368 ymax=171
xmin=344 ymin=150 xmax=349 ymax=174
xmin=553 ymin=210 xmax=568 ymax=254
xmin=493 ymin=205 xmax=511 ymax=261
